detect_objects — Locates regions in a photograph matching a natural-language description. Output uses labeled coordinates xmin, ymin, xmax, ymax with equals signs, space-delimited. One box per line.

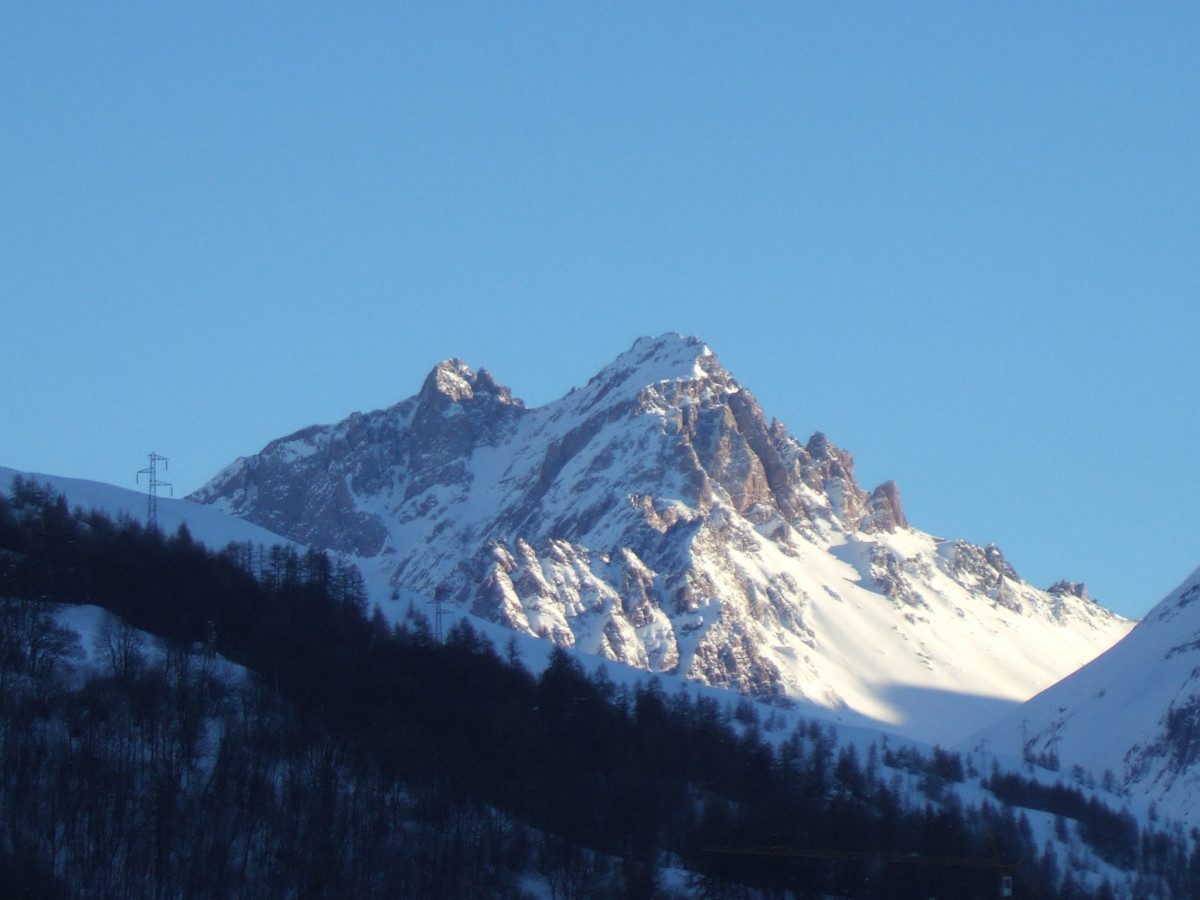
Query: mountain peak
xmin=422 ymin=359 xmax=475 ymax=402
xmin=192 ymin=335 xmax=1132 ymax=743
xmin=593 ymin=333 xmax=719 ymax=387
xmin=419 ymin=359 xmax=522 ymax=407
xmin=628 ymin=331 xmax=713 ymax=363
xmin=563 ymin=334 xmax=732 ymax=419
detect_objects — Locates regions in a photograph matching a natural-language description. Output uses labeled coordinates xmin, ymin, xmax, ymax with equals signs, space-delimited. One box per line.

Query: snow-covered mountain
xmin=969 ymin=564 xmax=1200 ymax=821
xmin=190 ymin=334 xmax=1132 ymax=744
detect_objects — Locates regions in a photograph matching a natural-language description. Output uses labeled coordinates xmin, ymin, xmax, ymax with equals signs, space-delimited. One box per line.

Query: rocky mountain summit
xmin=191 ymin=334 xmax=1132 ymax=743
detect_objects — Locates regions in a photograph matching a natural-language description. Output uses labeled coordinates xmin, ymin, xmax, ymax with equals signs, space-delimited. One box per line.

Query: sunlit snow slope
xmin=189 ymin=334 xmax=1133 ymax=744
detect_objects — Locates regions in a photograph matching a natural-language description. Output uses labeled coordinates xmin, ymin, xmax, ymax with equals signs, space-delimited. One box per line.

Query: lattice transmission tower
xmin=428 ymin=585 xmax=449 ymax=643
xmin=136 ymin=452 xmax=172 ymax=529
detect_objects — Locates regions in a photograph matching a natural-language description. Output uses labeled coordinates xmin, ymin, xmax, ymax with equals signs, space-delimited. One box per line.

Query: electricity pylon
xmin=136 ymin=452 xmax=172 ymax=529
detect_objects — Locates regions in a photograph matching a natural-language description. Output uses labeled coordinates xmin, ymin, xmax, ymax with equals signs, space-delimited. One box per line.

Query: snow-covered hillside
xmin=188 ymin=334 xmax=1133 ymax=746
xmin=969 ymin=564 xmax=1200 ymax=822
xmin=0 ymin=466 xmax=293 ymax=553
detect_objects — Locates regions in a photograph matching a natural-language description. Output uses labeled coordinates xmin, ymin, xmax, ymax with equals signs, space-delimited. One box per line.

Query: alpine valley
xmin=190 ymin=334 xmax=1132 ymax=745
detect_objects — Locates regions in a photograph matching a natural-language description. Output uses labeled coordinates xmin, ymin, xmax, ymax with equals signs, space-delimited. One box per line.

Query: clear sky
xmin=3 ymin=3 xmax=1197 ymax=619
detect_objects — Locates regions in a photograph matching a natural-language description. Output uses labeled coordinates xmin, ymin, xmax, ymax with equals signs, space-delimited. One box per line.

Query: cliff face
xmin=191 ymin=334 xmax=1131 ymax=743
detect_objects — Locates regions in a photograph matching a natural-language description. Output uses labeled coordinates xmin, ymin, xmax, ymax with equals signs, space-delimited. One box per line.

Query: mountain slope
xmin=190 ymin=334 xmax=1132 ymax=744
xmin=969 ymin=564 xmax=1200 ymax=821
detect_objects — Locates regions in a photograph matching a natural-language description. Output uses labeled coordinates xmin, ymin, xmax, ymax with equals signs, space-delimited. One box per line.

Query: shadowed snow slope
xmin=189 ymin=334 xmax=1132 ymax=745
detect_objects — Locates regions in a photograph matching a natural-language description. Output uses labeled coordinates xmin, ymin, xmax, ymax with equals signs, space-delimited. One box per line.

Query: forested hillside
xmin=0 ymin=478 xmax=1192 ymax=899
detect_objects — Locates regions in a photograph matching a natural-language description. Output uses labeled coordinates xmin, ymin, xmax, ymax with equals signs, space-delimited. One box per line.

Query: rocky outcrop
xmin=863 ymin=480 xmax=908 ymax=533
xmin=937 ymin=540 xmax=1025 ymax=610
xmin=1048 ymin=580 xmax=1091 ymax=604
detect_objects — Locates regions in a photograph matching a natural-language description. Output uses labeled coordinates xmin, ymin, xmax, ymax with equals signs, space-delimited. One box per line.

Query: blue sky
xmin=3 ymin=3 xmax=1197 ymax=618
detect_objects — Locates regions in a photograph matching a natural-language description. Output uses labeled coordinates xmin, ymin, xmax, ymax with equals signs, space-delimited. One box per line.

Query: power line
xmin=703 ymin=845 xmax=1014 ymax=870
xmin=703 ymin=846 xmax=1022 ymax=897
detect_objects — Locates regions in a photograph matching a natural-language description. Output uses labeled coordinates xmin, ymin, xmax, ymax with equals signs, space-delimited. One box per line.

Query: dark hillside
xmin=0 ymin=478 xmax=1190 ymax=899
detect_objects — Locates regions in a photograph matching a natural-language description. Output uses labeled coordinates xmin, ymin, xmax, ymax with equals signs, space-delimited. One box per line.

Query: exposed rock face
xmin=864 ymin=481 xmax=907 ymax=532
xmin=191 ymin=333 xmax=1132 ymax=743
xmin=196 ymin=361 xmax=524 ymax=558
xmin=935 ymin=540 xmax=1026 ymax=610
xmin=1048 ymin=580 xmax=1091 ymax=604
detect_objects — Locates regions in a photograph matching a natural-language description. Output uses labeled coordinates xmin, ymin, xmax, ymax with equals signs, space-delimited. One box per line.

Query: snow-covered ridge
xmin=189 ymin=333 xmax=1133 ymax=745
